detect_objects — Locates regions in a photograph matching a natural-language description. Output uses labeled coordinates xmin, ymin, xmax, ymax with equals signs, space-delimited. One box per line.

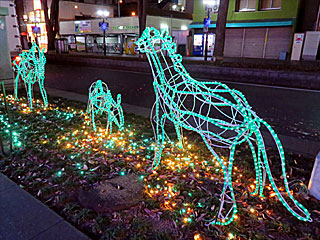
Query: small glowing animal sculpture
xmin=13 ymin=43 xmax=48 ymax=110
xmin=87 ymin=80 xmax=124 ymax=133
xmin=136 ymin=27 xmax=311 ymax=225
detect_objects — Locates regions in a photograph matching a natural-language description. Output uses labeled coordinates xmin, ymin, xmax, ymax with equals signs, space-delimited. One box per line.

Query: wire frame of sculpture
xmin=136 ymin=27 xmax=311 ymax=225
xmin=87 ymin=80 xmax=124 ymax=133
xmin=13 ymin=43 xmax=48 ymax=110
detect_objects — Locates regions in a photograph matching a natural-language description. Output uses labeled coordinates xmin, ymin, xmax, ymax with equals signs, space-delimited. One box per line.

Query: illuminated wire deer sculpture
xmin=87 ymin=80 xmax=124 ymax=133
xmin=136 ymin=27 xmax=311 ymax=225
xmin=13 ymin=42 xmax=48 ymax=110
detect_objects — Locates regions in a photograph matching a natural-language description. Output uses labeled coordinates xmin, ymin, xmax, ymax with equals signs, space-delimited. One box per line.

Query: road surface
xmin=45 ymin=64 xmax=320 ymax=146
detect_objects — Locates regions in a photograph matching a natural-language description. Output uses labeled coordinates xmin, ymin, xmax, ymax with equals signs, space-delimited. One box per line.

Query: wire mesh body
xmin=87 ymin=80 xmax=124 ymax=133
xmin=13 ymin=43 xmax=48 ymax=110
xmin=136 ymin=27 xmax=311 ymax=225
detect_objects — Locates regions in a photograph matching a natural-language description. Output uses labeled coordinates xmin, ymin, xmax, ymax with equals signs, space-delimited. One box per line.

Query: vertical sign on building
xmin=291 ymin=33 xmax=304 ymax=61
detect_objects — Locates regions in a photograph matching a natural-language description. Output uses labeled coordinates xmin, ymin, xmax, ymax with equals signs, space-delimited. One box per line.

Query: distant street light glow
xmin=203 ymin=0 xmax=218 ymax=6
xmin=97 ymin=10 xmax=109 ymax=17
xmin=181 ymin=25 xmax=188 ymax=30
xmin=160 ymin=24 xmax=168 ymax=30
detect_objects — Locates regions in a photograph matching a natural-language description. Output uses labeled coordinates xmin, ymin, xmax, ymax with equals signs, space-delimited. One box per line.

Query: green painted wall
xmin=0 ymin=7 xmax=14 ymax=81
xmin=193 ymin=0 xmax=301 ymax=23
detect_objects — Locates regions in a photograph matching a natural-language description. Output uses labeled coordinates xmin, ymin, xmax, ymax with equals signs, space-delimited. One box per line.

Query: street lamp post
xmin=97 ymin=10 xmax=109 ymax=56
xmin=103 ymin=18 xmax=106 ymax=55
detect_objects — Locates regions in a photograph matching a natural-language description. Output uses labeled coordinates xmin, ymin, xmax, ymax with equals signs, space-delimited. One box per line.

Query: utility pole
xmin=118 ymin=0 xmax=121 ymax=17
xmin=213 ymin=0 xmax=229 ymax=62
xmin=204 ymin=8 xmax=210 ymax=61
xmin=138 ymin=0 xmax=147 ymax=37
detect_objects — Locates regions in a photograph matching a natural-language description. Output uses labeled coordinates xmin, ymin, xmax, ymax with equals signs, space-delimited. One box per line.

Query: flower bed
xmin=0 ymin=94 xmax=319 ymax=240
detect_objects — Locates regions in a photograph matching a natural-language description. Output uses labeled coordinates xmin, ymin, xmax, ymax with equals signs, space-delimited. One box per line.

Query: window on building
xmin=236 ymin=0 xmax=256 ymax=12
xmin=260 ymin=0 xmax=281 ymax=10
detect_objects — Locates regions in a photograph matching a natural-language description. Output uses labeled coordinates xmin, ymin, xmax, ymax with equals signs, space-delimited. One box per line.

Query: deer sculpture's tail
xmin=233 ymin=89 xmax=311 ymax=222
xmin=253 ymin=118 xmax=311 ymax=222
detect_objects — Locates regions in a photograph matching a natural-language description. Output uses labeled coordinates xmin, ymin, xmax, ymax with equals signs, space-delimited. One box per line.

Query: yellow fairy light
xmin=228 ymin=233 xmax=235 ymax=239
xmin=269 ymin=192 xmax=276 ymax=198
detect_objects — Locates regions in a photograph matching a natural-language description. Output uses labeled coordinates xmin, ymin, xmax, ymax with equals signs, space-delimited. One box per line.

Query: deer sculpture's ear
xmin=160 ymin=28 xmax=169 ymax=39
xmin=117 ymin=94 xmax=121 ymax=104
xmin=161 ymin=28 xmax=173 ymax=45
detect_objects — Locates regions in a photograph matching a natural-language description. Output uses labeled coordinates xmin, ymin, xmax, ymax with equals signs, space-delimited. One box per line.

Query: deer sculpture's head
xmin=137 ymin=27 xmax=185 ymax=74
xmin=136 ymin=27 xmax=162 ymax=54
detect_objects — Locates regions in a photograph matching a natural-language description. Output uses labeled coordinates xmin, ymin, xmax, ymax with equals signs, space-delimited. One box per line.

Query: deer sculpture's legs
xmin=108 ymin=112 xmax=113 ymax=134
xmin=39 ymin=80 xmax=48 ymax=108
xmin=114 ymin=106 xmax=124 ymax=131
xmin=26 ymin=82 xmax=33 ymax=110
xmin=153 ymin=113 xmax=167 ymax=169
xmin=91 ymin=108 xmax=97 ymax=131
xmin=247 ymin=139 xmax=265 ymax=197
xmin=14 ymin=70 xmax=21 ymax=101
xmin=201 ymin=136 xmax=237 ymax=225
xmin=174 ymin=122 xmax=183 ymax=149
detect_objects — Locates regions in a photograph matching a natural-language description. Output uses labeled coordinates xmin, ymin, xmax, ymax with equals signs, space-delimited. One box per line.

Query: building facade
xmin=190 ymin=0 xmax=301 ymax=59
xmin=58 ymin=0 xmax=192 ymax=55
xmin=18 ymin=0 xmax=114 ymax=51
xmin=17 ymin=0 xmax=192 ymax=54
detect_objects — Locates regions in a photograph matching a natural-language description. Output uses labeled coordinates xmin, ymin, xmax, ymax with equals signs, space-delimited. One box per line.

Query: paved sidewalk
xmin=0 ymin=173 xmax=90 ymax=240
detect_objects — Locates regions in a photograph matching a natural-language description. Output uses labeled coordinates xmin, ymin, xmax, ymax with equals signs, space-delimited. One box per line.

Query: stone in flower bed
xmin=78 ymin=174 xmax=144 ymax=213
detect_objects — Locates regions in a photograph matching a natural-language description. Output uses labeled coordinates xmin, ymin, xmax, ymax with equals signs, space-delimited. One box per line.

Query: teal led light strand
xmin=136 ymin=27 xmax=311 ymax=225
xmin=13 ymin=43 xmax=48 ymax=110
xmin=87 ymin=80 xmax=124 ymax=133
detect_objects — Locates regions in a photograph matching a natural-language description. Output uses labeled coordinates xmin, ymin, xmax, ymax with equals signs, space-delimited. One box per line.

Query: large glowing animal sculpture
xmin=13 ymin=43 xmax=48 ymax=110
xmin=87 ymin=80 xmax=124 ymax=133
xmin=136 ymin=27 xmax=311 ymax=225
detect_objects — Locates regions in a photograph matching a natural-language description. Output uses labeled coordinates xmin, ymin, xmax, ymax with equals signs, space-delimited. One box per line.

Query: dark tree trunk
xmin=42 ymin=0 xmax=60 ymax=51
xmin=138 ymin=0 xmax=147 ymax=58
xmin=213 ymin=0 xmax=229 ymax=61
xmin=138 ymin=0 xmax=147 ymax=37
